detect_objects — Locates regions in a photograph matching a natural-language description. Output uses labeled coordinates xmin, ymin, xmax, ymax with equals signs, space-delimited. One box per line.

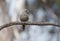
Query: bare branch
xmin=0 ymin=22 xmax=60 ymax=30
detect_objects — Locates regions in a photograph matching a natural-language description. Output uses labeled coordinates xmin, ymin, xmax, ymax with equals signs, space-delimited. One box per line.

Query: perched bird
xmin=20 ymin=9 xmax=29 ymax=22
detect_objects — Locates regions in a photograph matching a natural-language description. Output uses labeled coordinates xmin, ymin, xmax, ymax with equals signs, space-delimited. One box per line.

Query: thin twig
xmin=0 ymin=22 xmax=60 ymax=30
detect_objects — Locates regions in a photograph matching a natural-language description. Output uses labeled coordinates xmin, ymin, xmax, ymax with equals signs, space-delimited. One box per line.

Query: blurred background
xmin=0 ymin=0 xmax=60 ymax=41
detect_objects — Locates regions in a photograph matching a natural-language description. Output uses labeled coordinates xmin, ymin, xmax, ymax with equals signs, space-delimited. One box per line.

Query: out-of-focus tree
xmin=56 ymin=0 xmax=60 ymax=7
xmin=0 ymin=0 xmax=13 ymax=41
xmin=55 ymin=0 xmax=60 ymax=18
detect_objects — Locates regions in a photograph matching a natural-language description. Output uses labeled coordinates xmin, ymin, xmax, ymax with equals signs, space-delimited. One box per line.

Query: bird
xmin=20 ymin=9 xmax=29 ymax=22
